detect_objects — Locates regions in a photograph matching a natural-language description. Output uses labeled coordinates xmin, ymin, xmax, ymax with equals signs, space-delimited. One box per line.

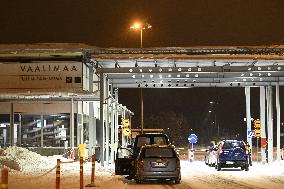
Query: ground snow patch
xmin=0 ymin=146 xmax=66 ymax=173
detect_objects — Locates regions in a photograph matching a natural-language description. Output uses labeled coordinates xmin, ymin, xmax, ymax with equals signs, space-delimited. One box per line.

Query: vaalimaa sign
xmin=0 ymin=62 xmax=84 ymax=92
xmin=19 ymin=65 xmax=78 ymax=73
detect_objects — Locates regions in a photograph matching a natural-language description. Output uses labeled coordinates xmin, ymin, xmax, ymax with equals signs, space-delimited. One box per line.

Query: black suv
xmin=215 ymin=140 xmax=249 ymax=171
xmin=115 ymin=133 xmax=170 ymax=177
xmin=135 ymin=145 xmax=181 ymax=184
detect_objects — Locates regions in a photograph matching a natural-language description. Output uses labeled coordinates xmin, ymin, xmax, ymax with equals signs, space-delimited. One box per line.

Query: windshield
xmin=144 ymin=148 xmax=175 ymax=158
xmin=222 ymin=141 xmax=245 ymax=149
xmin=153 ymin=136 xmax=167 ymax=145
xmin=136 ymin=135 xmax=168 ymax=147
xmin=137 ymin=137 xmax=151 ymax=147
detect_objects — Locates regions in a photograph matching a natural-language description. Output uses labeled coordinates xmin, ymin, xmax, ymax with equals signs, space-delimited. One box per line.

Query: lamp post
xmin=130 ymin=22 xmax=152 ymax=48
xmin=130 ymin=22 xmax=151 ymax=133
xmin=209 ymin=101 xmax=219 ymax=139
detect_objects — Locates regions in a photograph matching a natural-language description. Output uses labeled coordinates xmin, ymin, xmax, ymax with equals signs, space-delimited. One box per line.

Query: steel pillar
xmin=70 ymin=98 xmax=75 ymax=148
xmin=77 ymin=113 xmax=83 ymax=144
xmin=10 ymin=103 xmax=14 ymax=146
xmin=245 ymin=87 xmax=252 ymax=161
xmin=76 ymin=112 xmax=80 ymax=146
xmin=109 ymin=86 xmax=115 ymax=164
xmin=99 ymin=72 xmax=105 ymax=166
xmin=266 ymin=86 xmax=273 ymax=163
xmin=110 ymin=102 xmax=115 ymax=164
xmin=88 ymin=62 xmax=96 ymax=156
xmin=121 ymin=109 xmax=126 ymax=147
xmin=260 ymin=86 xmax=267 ymax=163
xmin=276 ymin=85 xmax=281 ymax=162
xmin=41 ymin=114 xmax=44 ymax=147
xmin=114 ymin=89 xmax=119 ymax=159
xmin=105 ymin=98 xmax=110 ymax=165
xmin=18 ymin=114 xmax=22 ymax=146
xmin=89 ymin=102 xmax=96 ymax=156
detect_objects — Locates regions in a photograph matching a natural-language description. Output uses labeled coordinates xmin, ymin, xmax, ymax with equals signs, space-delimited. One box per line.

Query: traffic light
xmin=121 ymin=119 xmax=131 ymax=136
xmin=254 ymin=119 xmax=261 ymax=138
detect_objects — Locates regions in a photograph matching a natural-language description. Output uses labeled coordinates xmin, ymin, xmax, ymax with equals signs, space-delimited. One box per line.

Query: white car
xmin=205 ymin=145 xmax=218 ymax=167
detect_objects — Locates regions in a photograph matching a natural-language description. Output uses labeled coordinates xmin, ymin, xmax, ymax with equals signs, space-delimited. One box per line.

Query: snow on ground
xmin=0 ymin=146 xmax=70 ymax=174
xmin=181 ymin=160 xmax=284 ymax=189
xmin=1 ymin=147 xmax=284 ymax=189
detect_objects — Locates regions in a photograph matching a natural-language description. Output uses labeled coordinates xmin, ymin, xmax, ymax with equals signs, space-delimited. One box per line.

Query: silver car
xmin=205 ymin=145 xmax=218 ymax=167
xmin=135 ymin=145 xmax=181 ymax=184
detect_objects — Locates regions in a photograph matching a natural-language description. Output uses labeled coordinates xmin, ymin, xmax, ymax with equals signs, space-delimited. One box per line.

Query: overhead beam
xmin=0 ymin=52 xmax=84 ymax=62
xmin=110 ymin=77 xmax=284 ymax=83
xmin=92 ymin=47 xmax=284 ymax=55
xmin=112 ymin=82 xmax=284 ymax=88
xmin=93 ymin=54 xmax=284 ymax=60
xmin=96 ymin=65 xmax=284 ymax=74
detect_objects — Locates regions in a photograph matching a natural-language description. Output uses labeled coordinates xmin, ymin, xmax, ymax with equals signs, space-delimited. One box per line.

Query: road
xmin=9 ymin=160 xmax=284 ymax=189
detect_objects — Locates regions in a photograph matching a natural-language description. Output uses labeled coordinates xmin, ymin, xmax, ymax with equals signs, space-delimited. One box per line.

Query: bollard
xmin=0 ymin=168 xmax=8 ymax=189
xmin=56 ymin=159 xmax=60 ymax=189
xmin=80 ymin=157 xmax=83 ymax=189
xmin=78 ymin=144 xmax=86 ymax=161
xmin=69 ymin=148 xmax=75 ymax=160
xmin=188 ymin=149 xmax=194 ymax=163
xmin=86 ymin=154 xmax=96 ymax=187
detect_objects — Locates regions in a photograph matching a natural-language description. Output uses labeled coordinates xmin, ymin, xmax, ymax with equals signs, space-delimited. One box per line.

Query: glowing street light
xmin=130 ymin=22 xmax=152 ymax=48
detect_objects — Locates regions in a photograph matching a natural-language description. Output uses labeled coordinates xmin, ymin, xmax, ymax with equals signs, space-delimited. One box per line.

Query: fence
xmin=0 ymin=155 xmax=97 ymax=189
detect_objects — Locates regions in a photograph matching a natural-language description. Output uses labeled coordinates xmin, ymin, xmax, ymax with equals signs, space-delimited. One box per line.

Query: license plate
xmin=226 ymin=161 xmax=234 ymax=165
xmin=153 ymin=162 xmax=166 ymax=167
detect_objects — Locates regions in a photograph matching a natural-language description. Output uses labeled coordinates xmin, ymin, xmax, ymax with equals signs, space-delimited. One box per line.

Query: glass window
xmin=137 ymin=137 xmax=150 ymax=147
xmin=223 ymin=141 xmax=244 ymax=149
xmin=153 ymin=136 xmax=167 ymax=145
xmin=144 ymin=148 xmax=175 ymax=158
xmin=117 ymin=148 xmax=132 ymax=158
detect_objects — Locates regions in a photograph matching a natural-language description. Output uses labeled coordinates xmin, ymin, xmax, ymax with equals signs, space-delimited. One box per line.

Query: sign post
xmin=121 ymin=119 xmax=131 ymax=137
xmin=254 ymin=119 xmax=261 ymax=162
xmin=188 ymin=134 xmax=198 ymax=162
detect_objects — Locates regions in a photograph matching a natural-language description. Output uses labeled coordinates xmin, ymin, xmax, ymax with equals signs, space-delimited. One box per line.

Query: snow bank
xmin=0 ymin=146 xmax=67 ymax=173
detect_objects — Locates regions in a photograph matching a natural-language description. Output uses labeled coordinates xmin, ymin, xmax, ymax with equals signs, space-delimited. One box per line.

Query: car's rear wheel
xmin=245 ymin=164 xmax=249 ymax=171
xmin=217 ymin=163 xmax=221 ymax=171
xmin=135 ymin=178 xmax=142 ymax=184
xmin=205 ymin=157 xmax=208 ymax=165
xmin=175 ymin=174 xmax=181 ymax=184
xmin=175 ymin=179 xmax=181 ymax=184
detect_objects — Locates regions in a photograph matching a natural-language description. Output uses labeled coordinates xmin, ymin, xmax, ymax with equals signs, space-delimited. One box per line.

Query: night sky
xmin=1 ymin=0 xmax=284 ymax=47
xmin=1 ymin=0 xmax=284 ymax=144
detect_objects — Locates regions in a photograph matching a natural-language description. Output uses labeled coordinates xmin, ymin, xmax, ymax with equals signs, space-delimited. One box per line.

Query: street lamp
xmin=130 ymin=22 xmax=152 ymax=48
xmin=209 ymin=101 xmax=219 ymax=139
xmin=129 ymin=22 xmax=151 ymax=133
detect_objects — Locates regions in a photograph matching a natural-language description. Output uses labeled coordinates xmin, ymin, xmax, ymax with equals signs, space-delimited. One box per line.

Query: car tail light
xmin=176 ymin=159 xmax=180 ymax=170
xmin=219 ymin=144 xmax=223 ymax=154
xmin=137 ymin=160 xmax=144 ymax=176
xmin=137 ymin=160 xmax=144 ymax=170
xmin=245 ymin=146 xmax=249 ymax=155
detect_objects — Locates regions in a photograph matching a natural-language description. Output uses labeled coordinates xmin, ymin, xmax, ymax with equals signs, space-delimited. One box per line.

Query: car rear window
xmin=153 ymin=136 xmax=167 ymax=145
xmin=144 ymin=148 xmax=175 ymax=158
xmin=223 ymin=141 xmax=245 ymax=149
xmin=137 ymin=137 xmax=151 ymax=147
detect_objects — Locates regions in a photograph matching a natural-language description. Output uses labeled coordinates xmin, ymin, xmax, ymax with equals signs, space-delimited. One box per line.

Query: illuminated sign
xmin=0 ymin=62 xmax=84 ymax=91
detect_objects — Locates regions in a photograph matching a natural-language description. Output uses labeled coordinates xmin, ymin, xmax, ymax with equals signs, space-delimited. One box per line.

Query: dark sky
xmin=119 ymin=87 xmax=284 ymax=144
xmin=1 ymin=0 xmax=284 ymax=143
xmin=1 ymin=0 xmax=284 ymax=47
